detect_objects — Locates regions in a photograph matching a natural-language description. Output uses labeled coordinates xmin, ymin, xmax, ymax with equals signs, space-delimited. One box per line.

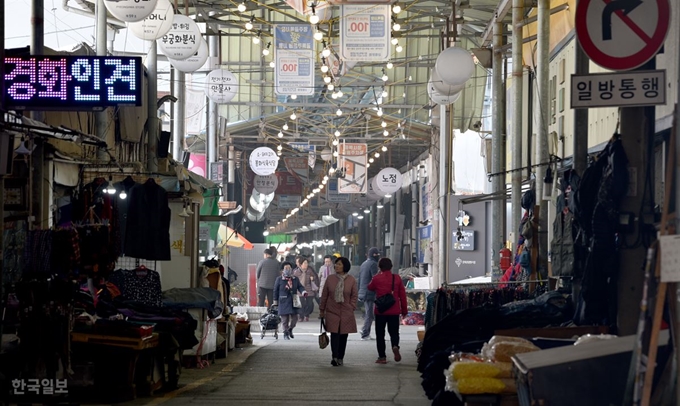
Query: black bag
xmin=374 ymin=274 xmax=396 ymax=313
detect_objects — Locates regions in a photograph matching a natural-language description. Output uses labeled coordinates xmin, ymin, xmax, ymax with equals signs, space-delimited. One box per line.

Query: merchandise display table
xmin=71 ymin=332 xmax=160 ymax=401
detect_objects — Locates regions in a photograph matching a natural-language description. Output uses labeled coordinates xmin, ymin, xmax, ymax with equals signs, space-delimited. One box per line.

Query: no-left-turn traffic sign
xmin=576 ymin=0 xmax=670 ymax=71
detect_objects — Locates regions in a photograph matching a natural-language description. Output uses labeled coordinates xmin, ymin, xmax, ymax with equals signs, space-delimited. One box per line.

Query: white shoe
xmin=361 ymin=336 xmax=374 ymax=341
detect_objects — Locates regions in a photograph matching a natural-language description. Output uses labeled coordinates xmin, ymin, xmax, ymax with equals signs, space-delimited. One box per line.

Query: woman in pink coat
xmin=367 ymin=257 xmax=408 ymax=364
xmin=319 ymin=256 xmax=358 ymax=367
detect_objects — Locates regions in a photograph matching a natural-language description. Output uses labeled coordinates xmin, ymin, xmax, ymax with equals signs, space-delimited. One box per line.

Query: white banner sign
xmin=274 ymin=24 xmax=315 ymax=96
xmin=375 ymin=167 xmax=402 ymax=194
xmin=127 ymin=0 xmax=174 ymax=40
xmin=571 ymin=70 xmax=667 ymax=109
xmin=340 ymin=4 xmax=390 ymax=62
xmin=205 ymin=69 xmax=239 ymax=104
xmin=105 ymin=0 xmax=157 ymax=23
xmin=158 ymin=15 xmax=202 ymax=60
xmin=338 ymin=143 xmax=368 ymax=193
xmin=249 ymin=147 xmax=279 ymax=176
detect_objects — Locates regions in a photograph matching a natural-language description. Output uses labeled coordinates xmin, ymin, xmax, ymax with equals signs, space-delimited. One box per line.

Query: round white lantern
xmin=434 ymin=47 xmax=475 ymax=87
xmin=370 ymin=176 xmax=387 ymax=197
xmin=105 ymin=0 xmax=157 ymax=23
xmin=246 ymin=207 xmax=266 ymax=222
xmin=254 ymin=174 xmax=279 ymax=194
xmin=431 ymin=68 xmax=464 ymax=96
xmin=375 ymin=167 xmax=403 ymax=194
xmin=169 ymin=38 xmax=209 ymax=72
xmin=320 ymin=148 xmax=332 ymax=161
xmin=205 ymin=69 xmax=239 ymax=104
xmin=127 ymin=0 xmax=174 ymax=40
xmin=249 ymin=147 xmax=279 ymax=176
xmin=427 ymin=79 xmax=461 ymax=105
xmin=158 ymin=15 xmax=202 ymax=60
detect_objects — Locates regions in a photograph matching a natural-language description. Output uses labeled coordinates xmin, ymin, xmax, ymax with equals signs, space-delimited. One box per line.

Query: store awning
xmin=218 ymin=225 xmax=254 ymax=250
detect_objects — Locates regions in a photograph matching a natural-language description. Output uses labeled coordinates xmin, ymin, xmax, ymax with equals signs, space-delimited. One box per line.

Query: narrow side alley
xmin=124 ymin=320 xmax=430 ymax=406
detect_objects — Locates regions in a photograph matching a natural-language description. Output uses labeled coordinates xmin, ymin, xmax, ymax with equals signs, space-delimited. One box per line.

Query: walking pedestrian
xmin=358 ymin=247 xmax=381 ymax=340
xmin=316 ymin=255 xmax=334 ymax=306
xmin=319 ymin=256 xmax=358 ymax=367
xmin=367 ymin=257 xmax=407 ymax=364
xmin=297 ymin=257 xmax=318 ymax=321
xmin=256 ymin=248 xmax=280 ymax=307
xmin=272 ymin=262 xmax=307 ymax=339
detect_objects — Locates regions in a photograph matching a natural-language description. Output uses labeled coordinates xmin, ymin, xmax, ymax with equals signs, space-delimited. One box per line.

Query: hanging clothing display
xmin=108 ymin=268 xmax=163 ymax=307
xmin=114 ymin=176 xmax=138 ymax=255
xmin=124 ymin=179 xmax=172 ymax=260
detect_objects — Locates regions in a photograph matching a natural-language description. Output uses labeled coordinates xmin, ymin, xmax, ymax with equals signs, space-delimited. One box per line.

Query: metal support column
xmin=573 ymin=13 xmax=589 ymax=176
xmin=536 ymin=0 xmax=550 ymax=278
xmin=146 ymin=43 xmax=158 ymax=172
xmin=0 ymin=0 xmax=5 ymax=343
xmin=95 ymin=0 xmax=109 ymax=159
xmin=31 ymin=0 xmax=45 ymax=229
xmin=207 ymin=24 xmax=220 ymax=167
xmin=511 ymin=0 xmax=524 ymax=250
xmin=491 ymin=21 xmax=504 ymax=280
xmin=172 ymin=69 xmax=185 ymax=161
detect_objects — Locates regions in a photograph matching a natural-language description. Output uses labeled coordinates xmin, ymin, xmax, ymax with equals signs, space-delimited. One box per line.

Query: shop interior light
xmin=337 ymin=89 xmax=343 ymax=98
xmin=333 ymin=150 xmax=339 ymax=157
xmin=309 ymin=5 xmax=319 ymax=25
xmin=106 ymin=176 xmax=116 ymax=194
xmin=384 ymin=194 xmax=392 ymax=198
xmin=253 ymin=34 xmax=260 ymax=44
xmin=382 ymin=73 xmax=389 ymax=82
xmin=119 ymin=190 xmax=127 ymax=199
xmin=331 ymin=92 xmax=338 ymax=99
xmin=366 ymin=162 xmax=371 ymax=168
xmin=357 ymin=215 xmax=364 ymax=219
xmin=352 ymin=212 xmax=359 ymax=217
xmin=377 ymin=203 xmax=384 ymax=208
xmin=364 ymin=208 xmax=370 ymax=213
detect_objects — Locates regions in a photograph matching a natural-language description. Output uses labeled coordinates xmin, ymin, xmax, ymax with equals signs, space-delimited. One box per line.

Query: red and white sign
xmin=576 ymin=0 xmax=670 ymax=71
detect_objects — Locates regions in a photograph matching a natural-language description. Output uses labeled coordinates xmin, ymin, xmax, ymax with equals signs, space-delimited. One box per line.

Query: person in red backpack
xmin=368 ymin=257 xmax=408 ymax=364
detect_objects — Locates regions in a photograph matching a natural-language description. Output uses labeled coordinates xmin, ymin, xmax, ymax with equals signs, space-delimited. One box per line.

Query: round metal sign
xmin=158 ymin=15 xmax=202 ymax=60
xmin=249 ymin=147 xmax=279 ymax=176
xmin=104 ymin=0 xmax=157 ymax=23
xmin=375 ymin=167 xmax=402 ymax=194
xmin=204 ymin=69 xmax=239 ymax=104
xmin=127 ymin=0 xmax=174 ymax=40
xmin=169 ymin=38 xmax=209 ymax=72
xmin=254 ymin=174 xmax=279 ymax=194
xmin=575 ymin=0 xmax=670 ymax=70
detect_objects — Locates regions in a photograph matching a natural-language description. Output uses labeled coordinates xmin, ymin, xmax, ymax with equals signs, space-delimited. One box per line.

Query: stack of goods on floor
xmin=444 ymin=336 xmax=540 ymax=398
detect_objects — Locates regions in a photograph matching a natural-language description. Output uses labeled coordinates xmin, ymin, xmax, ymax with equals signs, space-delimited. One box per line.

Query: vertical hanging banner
xmin=340 ymin=4 xmax=391 ymax=62
xmin=274 ymin=24 xmax=315 ymax=96
xmin=338 ymin=143 xmax=368 ymax=193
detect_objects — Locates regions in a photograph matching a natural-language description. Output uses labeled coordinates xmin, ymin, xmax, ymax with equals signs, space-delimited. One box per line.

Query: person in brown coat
xmin=319 ymin=256 xmax=358 ymax=367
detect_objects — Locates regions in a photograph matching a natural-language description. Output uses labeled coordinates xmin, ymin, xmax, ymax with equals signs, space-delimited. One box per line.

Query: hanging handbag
xmin=292 ymin=293 xmax=302 ymax=308
xmin=374 ymin=274 xmax=397 ymax=313
xmin=318 ymin=319 xmax=329 ymax=349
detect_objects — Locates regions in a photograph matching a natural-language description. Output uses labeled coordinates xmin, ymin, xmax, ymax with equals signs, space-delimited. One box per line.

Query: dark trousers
xmin=257 ymin=287 xmax=273 ymax=307
xmin=330 ymin=333 xmax=349 ymax=360
xmin=375 ymin=315 xmax=400 ymax=358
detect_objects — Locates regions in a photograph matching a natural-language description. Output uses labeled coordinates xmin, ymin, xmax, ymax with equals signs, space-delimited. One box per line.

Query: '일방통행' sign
xmin=3 ymin=56 xmax=143 ymax=110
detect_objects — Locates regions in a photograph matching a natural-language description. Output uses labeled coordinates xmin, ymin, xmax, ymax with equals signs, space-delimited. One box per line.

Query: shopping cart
xmin=259 ymin=306 xmax=281 ymax=339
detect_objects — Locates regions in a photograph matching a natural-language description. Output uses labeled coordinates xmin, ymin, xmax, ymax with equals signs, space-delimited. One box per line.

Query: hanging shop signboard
xmin=205 ymin=69 xmax=238 ymax=104
xmin=254 ymin=174 xmax=279 ymax=194
xmin=338 ymin=143 xmax=368 ymax=193
xmin=127 ymin=0 xmax=174 ymax=41
xmin=327 ymin=178 xmax=351 ymax=203
xmin=249 ymin=147 xmax=279 ymax=176
xmin=169 ymin=39 xmax=209 ymax=73
xmin=278 ymin=195 xmax=302 ymax=209
xmin=104 ymin=0 xmax=157 ymax=23
xmin=375 ymin=167 xmax=402 ymax=194
xmin=158 ymin=15 xmax=202 ymax=60
xmin=274 ymin=24 xmax=315 ymax=96
xmin=340 ymin=4 xmax=390 ymax=62
xmin=309 ymin=197 xmax=327 ymax=215
xmin=575 ymin=0 xmax=670 ymax=71
xmin=416 ymin=225 xmax=433 ymax=264
xmin=3 ymin=56 xmax=143 ymax=110
xmin=453 ymin=230 xmax=475 ymax=251
xmin=421 ymin=182 xmax=433 ymax=221
xmin=570 ymin=70 xmax=666 ymax=109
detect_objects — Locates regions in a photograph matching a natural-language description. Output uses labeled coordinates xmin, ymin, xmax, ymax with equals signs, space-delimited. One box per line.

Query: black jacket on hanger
xmin=124 ymin=179 xmax=172 ymax=260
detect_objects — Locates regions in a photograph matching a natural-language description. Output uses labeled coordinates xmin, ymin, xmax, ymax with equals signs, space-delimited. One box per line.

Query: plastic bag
xmin=448 ymin=352 xmax=486 ymax=364
xmin=488 ymin=335 xmax=533 ymax=347
xmin=489 ymin=342 xmax=540 ymax=362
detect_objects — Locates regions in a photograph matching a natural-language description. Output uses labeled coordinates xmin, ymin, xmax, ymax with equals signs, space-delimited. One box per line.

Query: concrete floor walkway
xmin=124 ymin=316 xmax=430 ymax=406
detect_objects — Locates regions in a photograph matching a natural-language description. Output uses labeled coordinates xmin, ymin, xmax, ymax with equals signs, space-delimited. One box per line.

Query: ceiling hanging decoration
xmin=169 ymin=38 xmax=209 ymax=72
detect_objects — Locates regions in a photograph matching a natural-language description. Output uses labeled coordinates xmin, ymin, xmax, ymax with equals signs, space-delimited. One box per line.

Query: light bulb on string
xmin=391 ymin=37 xmax=399 ymax=45
xmin=374 ymin=152 xmax=380 ymax=158
xmin=309 ymin=5 xmax=319 ymax=25
xmin=278 ymin=131 xmax=284 ymax=138
xmin=392 ymin=4 xmax=401 ymax=14
xmin=321 ymin=64 xmax=329 ymax=73
xmin=262 ymin=42 xmax=271 ymax=56
xmin=277 ymin=144 xmax=283 ymax=151
xmin=334 ymin=129 xmax=341 ymax=137
xmin=253 ymin=34 xmax=260 ymax=44
xmin=237 ymin=1 xmax=246 ymax=12
xmin=332 ymin=139 xmax=339 ymax=146
xmin=290 ymin=111 xmax=297 ymax=120
xmin=331 ymin=91 xmax=338 ymax=99
xmin=369 ymin=157 xmax=374 ymax=163
xmin=322 ymin=47 xmax=331 ymax=58
xmin=323 ymin=76 xmax=332 ymax=84
xmin=381 ymin=121 xmax=387 ymax=127
xmin=377 ymin=108 xmax=383 ymax=117
xmin=383 ymin=130 xmax=389 ymax=136
xmin=277 ymin=150 xmax=282 ymax=156
xmin=314 ymin=29 xmax=323 ymax=41
xmin=366 ymin=163 xmax=370 ymax=168
xmin=283 ymin=123 xmax=289 ymax=131
xmin=386 ymin=61 xmax=393 ymax=69
xmin=382 ymin=73 xmax=388 ymax=82
xmin=333 ymin=151 xmax=339 ymax=157
xmin=392 ymin=22 xmax=401 ymax=31
xmin=336 ymin=108 xmax=343 ymax=116
xmin=291 ymin=94 xmax=297 ymax=100
xmin=245 ymin=16 xmax=254 ymax=31
xmin=382 ymin=145 xmax=387 ymax=152
xmin=337 ymin=89 xmax=343 ymax=97
xmin=396 ymin=43 xmax=403 ymax=53
xmin=382 ymin=90 xmax=388 ymax=98
xmin=269 ymin=61 xmax=275 ymax=68
xmin=327 ymin=83 xmax=335 ymax=91
xmin=119 ymin=190 xmax=127 ymax=199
